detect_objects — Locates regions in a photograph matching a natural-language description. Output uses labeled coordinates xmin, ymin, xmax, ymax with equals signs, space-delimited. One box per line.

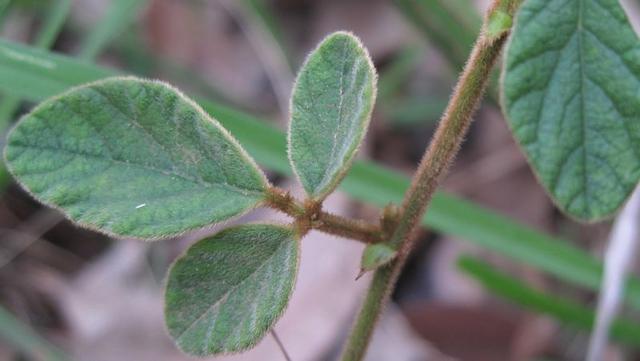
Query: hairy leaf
xmin=4 ymin=77 xmax=268 ymax=239
xmin=10 ymin=39 xmax=640 ymax=310
xmin=164 ymin=224 xmax=299 ymax=356
xmin=501 ymin=0 xmax=640 ymax=220
xmin=288 ymin=31 xmax=377 ymax=200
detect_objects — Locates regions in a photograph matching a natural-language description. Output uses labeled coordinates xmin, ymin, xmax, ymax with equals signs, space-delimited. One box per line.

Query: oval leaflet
xmin=5 ymin=77 xmax=269 ymax=239
xmin=164 ymin=224 xmax=299 ymax=355
xmin=288 ymin=31 xmax=377 ymax=201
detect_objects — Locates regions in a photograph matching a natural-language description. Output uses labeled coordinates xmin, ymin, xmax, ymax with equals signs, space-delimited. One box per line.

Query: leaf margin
xmin=3 ymin=75 xmax=271 ymax=240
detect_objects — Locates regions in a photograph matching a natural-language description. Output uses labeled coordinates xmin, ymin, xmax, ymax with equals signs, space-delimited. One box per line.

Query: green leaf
xmin=4 ymin=77 xmax=269 ymax=239
xmin=9 ymin=39 xmax=640 ymax=311
xmin=288 ymin=31 xmax=377 ymax=200
xmin=164 ymin=224 xmax=299 ymax=356
xmin=501 ymin=0 xmax=640 ymax=221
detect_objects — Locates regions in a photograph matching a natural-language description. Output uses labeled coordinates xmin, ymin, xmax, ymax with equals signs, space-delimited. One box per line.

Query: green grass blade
xmin=77 ymin=0 xmax=148 ymax=61
xmin=375 ymin=45 xmax=453 ymax=129
xmin=114 ymin=31 xmax=232 ymax=105
xmin=240 ymin=0 xmax=293 ymax=70
xmin=0 ymin=305 xmax=72 ymax=361
xmin=2 ymin=39 xmax=640 ymax=311
xmin=393 ymin=0 xmax=480 ymax=71
xmin=0 ymin=41 xmax=112 ymax=100
xmin=0 ymin=0 xmax=13 ymax=28
xmin=0 ymin=93 xmax=19 ymax=132
xmin=384 ymin=97 xmax=446 ymax=127
xmin=393 ymin=0 xmax=499 ymax=100
xmin=0 ymin=0 xmax=72 ymax=190
xmin=378 ymin=45 xmax=422 ymax=102
xmin=33 ymin=0 xmax=72 ymax=48
xmin=458 ymin=256 xmax=640 ymax=347
xmin=0 ymin=0 xmax=71 ymax=131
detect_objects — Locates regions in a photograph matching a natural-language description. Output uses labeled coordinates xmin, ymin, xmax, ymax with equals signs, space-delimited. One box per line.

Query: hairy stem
xmin=314 ymin=212 xmax=383 ymax=243
xmin=266 ymin=187 xmax=383 ymax=243
xmin=340 ymin=1 xmax=521 ymax=360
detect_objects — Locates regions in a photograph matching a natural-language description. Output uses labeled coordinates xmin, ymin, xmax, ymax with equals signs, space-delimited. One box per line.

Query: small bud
xmin=381 ymin=203 xmax=401 ymax=236
xmin=357 ymin=243 xmax=397 ymax=279
xmin=486 ymin=10 xmax=512 ymax=39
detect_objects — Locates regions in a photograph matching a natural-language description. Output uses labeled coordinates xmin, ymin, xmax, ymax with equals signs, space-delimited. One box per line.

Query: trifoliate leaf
xmin=288 ymin=31 xmax=377 ymax=201
xmin=164 ymin=224 xmax=299 ymax=356
xmin=501 ymin=0 xmax=640 ymax=221
xmin=5 ymin=77 xmax=269 ymax=239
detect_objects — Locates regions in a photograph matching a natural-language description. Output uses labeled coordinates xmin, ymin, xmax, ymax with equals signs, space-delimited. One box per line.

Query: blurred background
xmin=1 ymin=0 xmax=640 ymax=360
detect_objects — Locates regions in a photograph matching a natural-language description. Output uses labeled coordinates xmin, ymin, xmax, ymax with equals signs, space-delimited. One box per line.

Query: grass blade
xmin=0 ymin=0 xmax=71 ymax=131
xmin=0 ymin=305 xmax=72 ymax=361
xmin=240 ymin=0 xmax=293 ymax=70
xmin=393 ymin=0 xmax=480 ymax=71
xmin=0 ymin=0 xmax=12 ymax=28
xmin=114 ymin=32 xmax=232 ymax=105
xmin=1 ymin=39 xmax=639 ymax=312
xmin=77 ymin=0 xmax=148 ymax=61
xmin=458 ymin=256 xmax=640 ymax=348
xmin=0 ymin=0 xmax=72 ymax=189
xmin=384 ymin=97 xmax=446 ymax=127
xmin=393 ymin=0 xmax=499 ymax=100
xmin=33 ymin=0 xmax=72 ymax=48
xmin=378 ymin=45 xmax=422 ymax=101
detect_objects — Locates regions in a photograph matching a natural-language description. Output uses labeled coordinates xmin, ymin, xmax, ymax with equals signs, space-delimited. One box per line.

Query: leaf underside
xmin=164 ymin=224 xmax=299 ymax=356
xmin=502 ymin=0 xmax=640 ymax=221
xmin=288 ymin=31 xmax=377 ymax=200
xmin=4 ymin=77 xmax=268 ymax=239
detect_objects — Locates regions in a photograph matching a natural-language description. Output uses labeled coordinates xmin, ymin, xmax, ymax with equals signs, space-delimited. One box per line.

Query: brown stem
xmin=339 ymin=1 xmax=521 ymax=360
xmin=314 ymin=212 xmax=383 ymax=244
xmin=265 ymin=187 xmax=383 ymax=243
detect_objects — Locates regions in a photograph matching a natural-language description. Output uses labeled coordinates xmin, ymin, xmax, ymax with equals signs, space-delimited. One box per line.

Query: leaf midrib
xmin=89 ymin=85 xmax=251 ymax=193
xmin=9 ymin=142 xmax=264 ymax=197
xmin=315 ymin=41 xmax=368 ymax=197
xmin=317 ymin=39 xmax=350 ymax=194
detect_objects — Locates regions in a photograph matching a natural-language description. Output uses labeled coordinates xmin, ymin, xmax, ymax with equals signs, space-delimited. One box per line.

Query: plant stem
xmin=265 ymin=187 xmax=383 ymax=243
xmin=339 ymin=1 xmax=521 ymax=360
xmin=314 ymin=212 xmax=383 ymax=244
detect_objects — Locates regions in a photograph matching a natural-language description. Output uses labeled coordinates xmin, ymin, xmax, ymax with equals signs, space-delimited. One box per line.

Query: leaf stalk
xmin=265 ymin=187 xmax=383 ymax=243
